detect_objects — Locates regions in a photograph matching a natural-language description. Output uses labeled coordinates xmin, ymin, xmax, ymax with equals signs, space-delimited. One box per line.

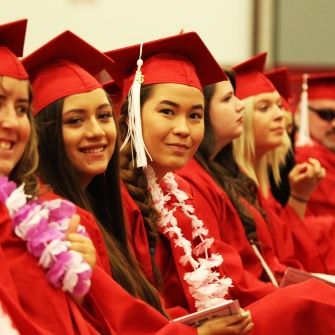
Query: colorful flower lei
xmin=0 ymin=177 xmax=92 ymax=297
xmin=145 ymin=166 xmax=233 ymax=311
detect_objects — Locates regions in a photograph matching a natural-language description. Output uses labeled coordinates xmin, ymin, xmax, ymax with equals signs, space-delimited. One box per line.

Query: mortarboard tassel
xmin=120 ymin=43 xmax=152 ymax=168
xmin=296 ymin=74 xmax=313 ymax=147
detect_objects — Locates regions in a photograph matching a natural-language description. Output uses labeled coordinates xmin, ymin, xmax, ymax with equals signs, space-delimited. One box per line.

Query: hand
xmin=197 ymin=309 xmax=253 ymax=335
xmin=289 ymin=157 xmax=326 ymax=201
xmin=66 ymin=214 xmax=97 ymax=269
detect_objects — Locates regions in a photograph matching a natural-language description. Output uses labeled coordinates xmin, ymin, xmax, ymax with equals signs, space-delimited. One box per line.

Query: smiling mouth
xmin=80 ymin=146 xmax=106 ymax=154
xmin=167 ymin=144 xmax=190 ymax=149
xmin=0 ymin=140 xmax=14 ymax=151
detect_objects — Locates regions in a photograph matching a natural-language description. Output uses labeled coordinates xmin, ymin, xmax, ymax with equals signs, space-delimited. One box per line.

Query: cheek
xmin=192 ymin=124 xmax=204 ymax=147
xmin=62 ymin=129 xmax=76 ymax=159
xmin=21 ymin=117 xmax=31 ymax=143
xmin=107 ymin=125 xmax=117 ymax=154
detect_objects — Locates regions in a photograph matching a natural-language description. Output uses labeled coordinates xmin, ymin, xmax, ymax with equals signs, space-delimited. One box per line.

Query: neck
xmin=79 ymin=177 xmax=92 ymax=191
xmin=210 ymin=140 xmax=230 ymax=161
xmin=253 ymin=151 xmax=270 ymax=198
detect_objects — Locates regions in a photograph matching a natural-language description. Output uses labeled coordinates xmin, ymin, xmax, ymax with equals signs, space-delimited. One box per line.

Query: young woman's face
xmin=0 ymin=76 xmax=31 ymax=177
xmin=253 ymin=90 xmax=285 ymax=156
xmin=62 ymin=88 xmax=117 ymax=188
xmin=141 ymin=83 xmax=204 ymax=180
xmin=209 ymin=80 xmax=244 ymax=152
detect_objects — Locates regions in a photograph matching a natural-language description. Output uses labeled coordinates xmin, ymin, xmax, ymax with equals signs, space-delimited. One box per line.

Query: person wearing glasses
xmin=295 ymin=72 xmax=335 ymax=217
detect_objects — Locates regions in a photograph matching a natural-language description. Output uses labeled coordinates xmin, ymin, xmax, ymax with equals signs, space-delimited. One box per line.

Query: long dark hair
xmin=34 ymin=95 xmax=165 ymax=315
xmin=1 ymin=77 xmax=39 ymax=197
xmin=195 ymin=69 xmax=261 ymax=239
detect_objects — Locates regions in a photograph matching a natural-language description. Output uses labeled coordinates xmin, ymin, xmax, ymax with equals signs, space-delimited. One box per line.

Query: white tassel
xmin=120 ymin=43 xmax=152 ymax=168
xmin=296 ymin=74 xmax=313 ymax=147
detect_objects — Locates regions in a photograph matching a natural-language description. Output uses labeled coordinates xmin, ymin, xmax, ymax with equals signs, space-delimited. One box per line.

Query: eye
xmin=16 ymin=104 xmax=29 ymax=115
xmin=222 ymin=94 xmax=233 ymax=103
xmin=160 ymin=108 xmax=174 ymax=116
xmin=65 ymin=117 xmax=83 ymax=125
xmin=257 ymin=104 xmax=268 ymax=112
xmin=189 ymin=111 xmax=204 ymax=120
xmin=98 ymin=111 xmax=113 ymax=121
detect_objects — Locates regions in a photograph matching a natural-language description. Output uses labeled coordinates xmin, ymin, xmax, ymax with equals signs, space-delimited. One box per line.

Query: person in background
xmin=232 ymin=52 xmax=335 ymax=275
xmin=176 ymin=64 xmax=303 ymax=287
xmin=266 ymin=67 xmax=296 ymax=206
xmin=295 ymin=72 xmax=335 ymax=217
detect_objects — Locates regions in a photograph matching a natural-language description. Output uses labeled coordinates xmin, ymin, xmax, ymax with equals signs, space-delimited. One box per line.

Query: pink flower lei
xmin=0 ymin=177 xmax=92 ymax=297
xmin=145 ymin=166 xmax=233 ymax=311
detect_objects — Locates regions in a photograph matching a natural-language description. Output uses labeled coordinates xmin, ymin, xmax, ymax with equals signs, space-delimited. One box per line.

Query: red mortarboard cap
xmin=23 ymin=30 xmax=122 ymax=115
xmin=265 ymin=67 xmax=292 ymax=110
xmin=105 ymin=32 xmax=226 ymax=168
xmin=233 ymin=52 xmax=275 ymax=100
xmin=306 ymin=72 xmax=335 ymax=100
xmin=105 ymin=31 xmax=227 ymax=100
xmin=0 ymin=19 xmax=28 ymax=79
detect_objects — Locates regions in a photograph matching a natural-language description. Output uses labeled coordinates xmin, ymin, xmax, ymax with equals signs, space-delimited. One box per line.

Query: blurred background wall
xmin=2 ymin=0 xmax=335 ymax=102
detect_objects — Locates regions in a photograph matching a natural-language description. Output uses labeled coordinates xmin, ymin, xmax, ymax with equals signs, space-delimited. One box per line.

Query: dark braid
xmin=118 ymin=85 xmax=162 ymax=287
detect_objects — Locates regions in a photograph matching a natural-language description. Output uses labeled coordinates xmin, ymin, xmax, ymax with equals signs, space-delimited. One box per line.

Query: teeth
xmin=0 ymin=141 xmax=12 ymax=150
xmin=82 ymin=147 xmax=104 ymax=154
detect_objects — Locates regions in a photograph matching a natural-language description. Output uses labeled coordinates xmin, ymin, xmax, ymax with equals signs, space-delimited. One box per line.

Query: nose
xmin=274 ymin=104 xmax=285 ymax=121
xmin=0 ymin=104 xmax=19 ymax=129
xmin=85 ymin=118 xmax=105 ymax=138
xmin=235 ymin=96 xmax=245 ymax=113
xmin=172 ymin=116 xmax=191 ymax=137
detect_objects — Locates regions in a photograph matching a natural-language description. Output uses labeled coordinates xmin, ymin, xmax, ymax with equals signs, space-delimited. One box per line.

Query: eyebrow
xmin=158 ymin=99 xmax=204 ymax=110
xmin=0 ymin=94 xmax=29 ymax=103
xmin=17 ymin=98 xmax=29 ymax=103
xmin=63 ymin=103 xmax=112 ymax=115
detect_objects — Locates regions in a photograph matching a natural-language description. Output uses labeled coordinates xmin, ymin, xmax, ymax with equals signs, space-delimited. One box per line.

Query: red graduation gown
xmin=0 ymin=199 xmax=103 ymax=334
xmin=176 ymin=159 xmax=296 ymax=282
xmin=0 ymin=192 xmax=198 ymax=335
xmin=295 ymin=140 xmax=335 ymax=216
xmin=177 ymin=158 xmax=334 ymax=275
xmin=121 ymin=175 xmax=275 ymax=311
xmin=259 ymin=191 xmax=335 ymax=273
xmin=122 ymin=172 xmax=335 ymax=334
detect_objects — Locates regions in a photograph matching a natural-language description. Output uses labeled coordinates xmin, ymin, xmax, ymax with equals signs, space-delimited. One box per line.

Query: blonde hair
xmin=233 ymin=95 xmax=292 ymax=195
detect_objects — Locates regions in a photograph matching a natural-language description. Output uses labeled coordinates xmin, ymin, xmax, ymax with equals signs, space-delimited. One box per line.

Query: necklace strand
xmin=145 ymin=166 xmax=232 ymax=310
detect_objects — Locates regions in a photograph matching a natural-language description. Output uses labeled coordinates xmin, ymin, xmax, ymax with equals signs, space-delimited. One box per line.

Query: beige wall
xmin=1 ymin=0 xmax=253 ymax=65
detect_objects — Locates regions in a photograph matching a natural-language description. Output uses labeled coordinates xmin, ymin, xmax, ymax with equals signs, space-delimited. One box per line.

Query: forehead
xmin=254 ymin=90 xmax=280 ymax=103
xmin=0 ymin=75 xmax=29 ymax=96
xmin=63 ymin=88 xmax=109 ymax=107
xmin=308 ymin=99 xmax=335 ymax=109
xmin=213 ymin=80 xmax=233 ymax=94
xmin=147 ymin=83 xmax=204 ymax=103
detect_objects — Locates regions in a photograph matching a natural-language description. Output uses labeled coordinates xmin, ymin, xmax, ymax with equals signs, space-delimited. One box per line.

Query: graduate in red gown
xmin=106 ymin=32 xmax=335 ymax=334
xmin=23 ymin=28 xmax=246 ymax=335
xmin=0 ymin=18 xmax=104 ymax=334
xmin=176 ymin=66 xmax=301 ymax=287
xmin=294 ymin=72 xmax=335 ymax=217
xmin=230 ymin=52 xmax=335 ymax=274
xmin=108 ymin=31 xmax=255 ymax=333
